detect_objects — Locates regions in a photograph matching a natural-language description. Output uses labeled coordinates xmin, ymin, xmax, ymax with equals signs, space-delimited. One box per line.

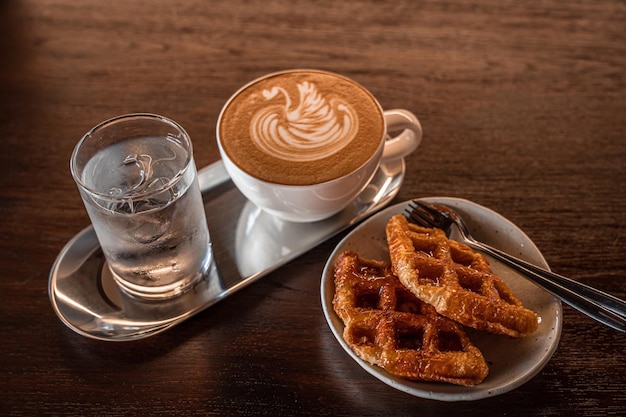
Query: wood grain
xmin=1 ymin=0 xmax=625 ymax=415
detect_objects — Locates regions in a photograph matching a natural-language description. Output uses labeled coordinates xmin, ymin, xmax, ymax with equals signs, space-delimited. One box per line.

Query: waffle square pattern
xmin=333 ymin=251 xmax=489 ymax=386
xmin=386 ymin=215 xmax=538 ymax=338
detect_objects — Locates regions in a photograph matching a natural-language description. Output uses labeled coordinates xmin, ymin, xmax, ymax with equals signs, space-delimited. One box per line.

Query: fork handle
xmin=467 ymin=240 xmax=626 ymax=332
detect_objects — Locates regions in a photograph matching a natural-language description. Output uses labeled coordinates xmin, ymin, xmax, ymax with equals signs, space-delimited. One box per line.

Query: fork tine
xmin=404 ymin=200 xmax=426 ymax=224
xmin=404 ymin=200 xmax=441 ymax=228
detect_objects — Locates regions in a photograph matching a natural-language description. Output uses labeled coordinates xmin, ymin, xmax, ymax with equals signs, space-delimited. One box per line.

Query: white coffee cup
xmin=216 ymin=69 xmax=422 ymax=223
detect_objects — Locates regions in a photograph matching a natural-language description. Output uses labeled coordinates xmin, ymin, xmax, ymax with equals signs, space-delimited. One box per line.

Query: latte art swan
xmin=250 ymin=81 xmax=359 ymax=162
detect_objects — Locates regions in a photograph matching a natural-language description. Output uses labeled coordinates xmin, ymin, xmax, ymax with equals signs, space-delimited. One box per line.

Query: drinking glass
xmin=70 ymin=114 xmax=212 ymax=299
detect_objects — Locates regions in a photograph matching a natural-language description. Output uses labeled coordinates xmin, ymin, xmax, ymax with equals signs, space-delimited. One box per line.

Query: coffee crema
xmin=218 ymin=70 xmax=385 ymax=186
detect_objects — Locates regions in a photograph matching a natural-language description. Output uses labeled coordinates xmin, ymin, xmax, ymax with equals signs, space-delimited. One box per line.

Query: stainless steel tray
xmin=48 ymin=158 xmax=405 ymax=341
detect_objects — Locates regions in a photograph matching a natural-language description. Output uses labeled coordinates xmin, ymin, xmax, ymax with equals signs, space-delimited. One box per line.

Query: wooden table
xmin=2 ymin=0 xmax=625 ymax=415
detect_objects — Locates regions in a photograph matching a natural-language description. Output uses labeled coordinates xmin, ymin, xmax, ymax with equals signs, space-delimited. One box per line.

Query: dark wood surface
xmin=2 ymin=0 xmax=625 ymax=415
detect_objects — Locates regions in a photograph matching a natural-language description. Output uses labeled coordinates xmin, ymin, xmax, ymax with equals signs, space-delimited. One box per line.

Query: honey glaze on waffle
xmin=386 ymin=215 xmax=539 ymax=338
xmin=333 ymin=251 xmax=489 ymax=386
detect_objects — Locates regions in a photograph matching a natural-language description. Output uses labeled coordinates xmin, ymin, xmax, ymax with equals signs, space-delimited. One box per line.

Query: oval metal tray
xmin=48 ymin=158 xmax=405 ymax=341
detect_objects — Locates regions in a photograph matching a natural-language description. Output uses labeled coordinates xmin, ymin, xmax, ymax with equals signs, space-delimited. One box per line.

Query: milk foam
xmin=250 ymin=81 xmax=358 ymax=162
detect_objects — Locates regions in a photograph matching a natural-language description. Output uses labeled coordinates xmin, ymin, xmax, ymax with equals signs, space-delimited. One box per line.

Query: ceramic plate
xmin=321 ymin=197 xmax=562 ymax=401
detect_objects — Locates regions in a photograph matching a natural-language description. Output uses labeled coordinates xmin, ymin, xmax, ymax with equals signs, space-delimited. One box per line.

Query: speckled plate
xmin=321 ymin=197 xmax=562 ymax=401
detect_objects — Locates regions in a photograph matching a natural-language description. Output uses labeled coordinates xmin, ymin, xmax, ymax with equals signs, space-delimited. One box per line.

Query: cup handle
xmin=382 ymin=109 xmax=423 ymax=161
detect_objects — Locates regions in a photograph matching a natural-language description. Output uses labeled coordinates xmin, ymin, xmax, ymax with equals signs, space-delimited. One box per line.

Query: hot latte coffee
xmin=218 ymin=70 xmax=385 ymax=186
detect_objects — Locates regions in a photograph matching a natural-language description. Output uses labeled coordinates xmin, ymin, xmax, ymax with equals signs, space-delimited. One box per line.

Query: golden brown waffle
xmin=386 ymin=214 xmax=538 ymax=337
xmin=332 ymin=250 xmax=489 ymax=386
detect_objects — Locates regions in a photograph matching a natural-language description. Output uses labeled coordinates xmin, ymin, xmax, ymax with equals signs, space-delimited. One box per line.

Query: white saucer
xmin=320 ymin=197 xmax=562 ymax=401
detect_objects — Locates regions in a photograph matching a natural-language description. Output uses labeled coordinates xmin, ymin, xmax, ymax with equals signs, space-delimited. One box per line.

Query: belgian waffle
xmin=332 ymin=250 xmax=489 ymax=386
xmin=386 ymin=214 xmax=538 ymax=337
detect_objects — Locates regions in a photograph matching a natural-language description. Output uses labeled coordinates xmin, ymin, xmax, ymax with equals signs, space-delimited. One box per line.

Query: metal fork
xmin=406 ymin=200 xmax=626 ymax=332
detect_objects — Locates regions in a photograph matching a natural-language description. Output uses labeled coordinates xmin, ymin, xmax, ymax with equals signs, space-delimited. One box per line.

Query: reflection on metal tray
xmin=48 ymin=158 xmax=405 ymax=341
